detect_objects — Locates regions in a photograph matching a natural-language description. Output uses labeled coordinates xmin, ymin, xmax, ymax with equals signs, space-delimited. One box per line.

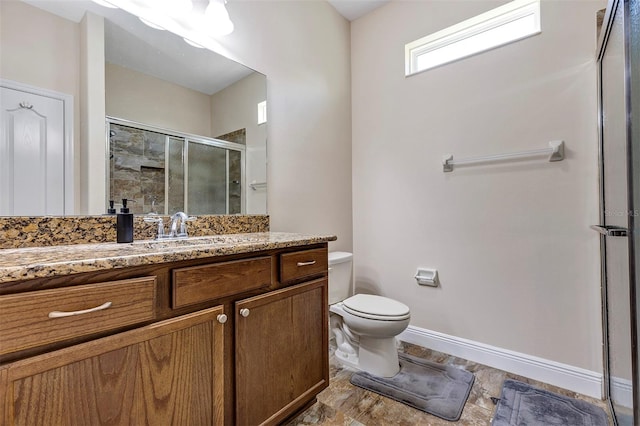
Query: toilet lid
xmin=342 ymin=294 xmax=410 ymax=319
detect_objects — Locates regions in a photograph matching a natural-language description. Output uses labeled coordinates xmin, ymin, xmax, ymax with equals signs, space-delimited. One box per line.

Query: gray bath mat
xmin=492 ymin=379 xmax=608 ymax=426
xmin=349 ymin=353 xmax=474 ymax=421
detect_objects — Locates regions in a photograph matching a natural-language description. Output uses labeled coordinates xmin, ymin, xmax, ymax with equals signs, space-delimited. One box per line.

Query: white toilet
xmin=328 ymin=251 xmax=411 ymax=378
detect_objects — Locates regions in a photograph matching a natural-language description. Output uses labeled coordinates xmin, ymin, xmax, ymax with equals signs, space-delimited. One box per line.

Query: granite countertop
xmin=0 ymin=232 xmax=337 ymax=284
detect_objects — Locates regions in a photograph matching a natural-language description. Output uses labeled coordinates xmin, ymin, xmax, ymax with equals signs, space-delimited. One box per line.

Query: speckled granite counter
xmin=0 ymin=232 xmax=337 ymax=285
xmin=0 ymin=215 xmax=270 ymax=249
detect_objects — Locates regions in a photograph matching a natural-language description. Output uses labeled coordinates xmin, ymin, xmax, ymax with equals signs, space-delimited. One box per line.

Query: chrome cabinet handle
xmin=297 ymin=260 xmax=317 ymax=267
xmin=239 ymin=308 xmax=250 ymax=318
xmin=48 ymin=301 xmax=112 ymax=318
xmin=217 ymin=314 xmax=228 ymax=324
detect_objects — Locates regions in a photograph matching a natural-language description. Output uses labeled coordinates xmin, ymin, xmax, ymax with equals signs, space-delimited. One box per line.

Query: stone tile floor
xmin=287 ymin=341 xmax=612 ymax=426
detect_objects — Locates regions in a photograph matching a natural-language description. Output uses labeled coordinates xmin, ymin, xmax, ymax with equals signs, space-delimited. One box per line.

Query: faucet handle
xmin=143 ymin=214 xmax=162 ymax=223
xmin=178 ymin=216 xmax=197 ymax=237
xmin=143 ymin=214 xmax=165 ymax=239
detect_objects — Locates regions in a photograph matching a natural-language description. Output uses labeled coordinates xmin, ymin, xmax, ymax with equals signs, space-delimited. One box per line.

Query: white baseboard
xmin=611 ymin=376 xmax=633 ymax=409
xmin=398 ymin=325 xmax=603 ymax=399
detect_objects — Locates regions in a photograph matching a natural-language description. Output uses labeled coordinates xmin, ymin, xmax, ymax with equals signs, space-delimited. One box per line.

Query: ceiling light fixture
xmin=95 ymin=0 xmax=234 ymax=38
xmin=161 ymin=0 xmax=193 ymax=16
xmin=204 ymin=0 xmax=234 ymax=36
xmin=92 ymin=0 xmax=118 ymax=8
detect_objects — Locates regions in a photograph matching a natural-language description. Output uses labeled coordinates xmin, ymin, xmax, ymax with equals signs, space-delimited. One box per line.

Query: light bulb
xmin=204 ymin=0 xmax=234 ymax=36
xmin=164 ymin=0 xmax=193 ymax=15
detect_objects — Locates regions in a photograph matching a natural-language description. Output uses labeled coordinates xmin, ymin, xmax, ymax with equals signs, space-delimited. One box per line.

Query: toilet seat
xmin=342 ymin=294 xmax=410 ymax=321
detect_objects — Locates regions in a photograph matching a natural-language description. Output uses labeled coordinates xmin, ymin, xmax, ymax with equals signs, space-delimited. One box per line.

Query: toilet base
xmin=330 ymin=308 xmax=403 ymax=378
xmin=333 ymin=335 xmax=401 ymax=378
xmin=358 ymin=336 xmax=400 ymax=378
xmin=334 ymin=347 xmax=360 ymax=370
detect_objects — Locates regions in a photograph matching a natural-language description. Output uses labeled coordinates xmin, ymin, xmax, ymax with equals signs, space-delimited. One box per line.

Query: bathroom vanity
xmin=0 ymin=232 xmax=334 ymax=425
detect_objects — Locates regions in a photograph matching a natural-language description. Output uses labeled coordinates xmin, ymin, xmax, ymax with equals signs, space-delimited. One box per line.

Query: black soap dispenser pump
xmin=116 ymin=198 xmax=134 ymax=243
xmin=107 ymin=200 xmax=116 ymax=215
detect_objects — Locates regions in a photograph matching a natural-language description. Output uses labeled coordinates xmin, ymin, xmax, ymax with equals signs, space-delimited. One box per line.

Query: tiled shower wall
xmin=110 ymin=124 xmax=166 ymax=214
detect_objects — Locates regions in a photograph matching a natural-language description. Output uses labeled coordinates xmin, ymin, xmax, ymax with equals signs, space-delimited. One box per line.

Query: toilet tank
xmin=328 ymin=252 xmax=353 ymax=305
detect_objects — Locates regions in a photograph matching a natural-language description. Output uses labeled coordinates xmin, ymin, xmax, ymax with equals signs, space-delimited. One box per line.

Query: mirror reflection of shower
xmin=109 ymin=130 xmax=116 ymax=159
xmin=108 ymin=119 xmax=245 ymax=215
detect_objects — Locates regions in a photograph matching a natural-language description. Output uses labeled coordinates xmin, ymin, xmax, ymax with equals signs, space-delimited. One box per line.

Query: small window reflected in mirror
xmin=258 ymin=101 xmax=267 ymax=125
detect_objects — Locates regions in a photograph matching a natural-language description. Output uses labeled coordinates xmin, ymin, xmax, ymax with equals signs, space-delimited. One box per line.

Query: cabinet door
xmin=235 ymin=278 xmax=328 ymax=426
xmin=1 ymin=307 xmax=225 ymax=426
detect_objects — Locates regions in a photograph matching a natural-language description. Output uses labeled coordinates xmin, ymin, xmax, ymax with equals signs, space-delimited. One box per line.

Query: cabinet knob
xmin=239 ymin=308 xmax=250 ymax=318
xmin=217 ymin=314 xmax=228 ymax=324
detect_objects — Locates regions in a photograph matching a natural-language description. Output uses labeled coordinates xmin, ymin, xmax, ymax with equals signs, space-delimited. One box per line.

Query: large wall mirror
xmin=0 ymin=0 xmax=267 ymax=216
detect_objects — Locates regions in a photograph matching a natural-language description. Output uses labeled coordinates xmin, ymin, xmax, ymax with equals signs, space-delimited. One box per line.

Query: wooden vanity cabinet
xmin=1 ymin=306 xmax=226 ymax=426
xmin=0 ymin=243 xmax=329 ymax=426
xmin=235 ymin=278 xmax=328 ymax=426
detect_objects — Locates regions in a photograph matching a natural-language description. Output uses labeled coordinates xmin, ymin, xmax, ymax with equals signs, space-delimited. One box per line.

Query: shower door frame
xmin=627 ymin=0 xmax=640 ymax=419
xmin=597 ymin=0 xmax=640 ymax=423
xmin=106 ymin=116 xmax=246 ymax=215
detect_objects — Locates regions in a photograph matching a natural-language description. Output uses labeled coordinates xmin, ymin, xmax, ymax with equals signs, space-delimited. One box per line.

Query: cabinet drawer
xmin=0 ymin=276 xmax=156 ymax=356
xmin=280 ymin=248 xmax=328 ymax=283
xmin=172 ymin=256 xmax=272 ymax=308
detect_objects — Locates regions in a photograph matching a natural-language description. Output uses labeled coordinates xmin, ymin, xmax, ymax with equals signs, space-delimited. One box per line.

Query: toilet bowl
xmin=328 ymin=252 xmax=411 ymax=378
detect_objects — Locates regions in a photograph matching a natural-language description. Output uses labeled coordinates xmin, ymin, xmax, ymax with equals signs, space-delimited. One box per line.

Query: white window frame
xmin=405 ymin=0 xmax=541 ymax=76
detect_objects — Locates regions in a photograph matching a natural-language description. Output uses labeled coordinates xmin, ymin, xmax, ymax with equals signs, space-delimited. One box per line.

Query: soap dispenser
xmin=107 ymin=200 xmax=116 ymax=215
xmin=116 ymin=198 xmax=134 ymax=243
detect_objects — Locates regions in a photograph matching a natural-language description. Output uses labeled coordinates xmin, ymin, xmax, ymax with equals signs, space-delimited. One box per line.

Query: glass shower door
xmin=597 ymin=0 xmax=640 ymax=424
xmin=599 ymin=0 xmax=633 ymax=420
xmin=187 ymin=141 xmax=228 ymax=215
xmin=108 ymin=119 xmax=246 ymax=215
xmin=167 ymin=136 xmax=185 ymax=214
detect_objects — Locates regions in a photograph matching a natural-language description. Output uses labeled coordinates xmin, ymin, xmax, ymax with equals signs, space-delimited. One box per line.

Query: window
xmin=405 ymin=0 xmax=541 ymax=76
xmin=257 ymin=100 xmax=267 ymax=125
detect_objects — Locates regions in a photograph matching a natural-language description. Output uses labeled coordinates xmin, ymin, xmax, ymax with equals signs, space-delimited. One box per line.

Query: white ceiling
xmin=327 ymin=0 xmax=390 ymax=21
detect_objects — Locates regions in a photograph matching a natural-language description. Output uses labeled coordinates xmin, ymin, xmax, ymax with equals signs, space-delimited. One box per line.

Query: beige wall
xmin=210 ymin=72 xmax=265 ymax=139
xmin=214 ymin=1 xmax=353 ymax=251
xmin=352 ymin=0 xmax=604 ymax=372
xmin=0 ymin=0 xmax=82 ymax=208
xmin=210 ymin=72 xmax=267 ymax=214
xmin=105 ymin=63 xmax=213 ymax=137
xmin=0 ymin=1 xmax=79 ymax=98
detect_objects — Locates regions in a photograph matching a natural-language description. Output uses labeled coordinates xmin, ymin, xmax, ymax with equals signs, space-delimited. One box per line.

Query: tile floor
xmin=287 ymin=341 xmax=612 ymax=426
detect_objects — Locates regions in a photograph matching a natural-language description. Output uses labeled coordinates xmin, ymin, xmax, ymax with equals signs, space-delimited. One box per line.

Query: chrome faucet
xmin=144 ymin=211 xmax=196 ymax=240
xmin=169 ymin=211 xmax=191 ymax=238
